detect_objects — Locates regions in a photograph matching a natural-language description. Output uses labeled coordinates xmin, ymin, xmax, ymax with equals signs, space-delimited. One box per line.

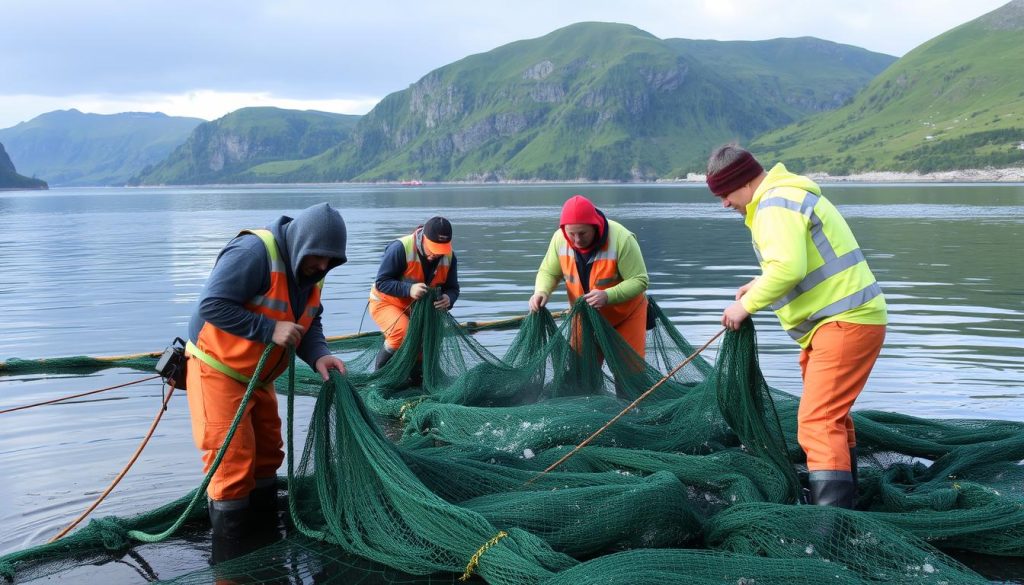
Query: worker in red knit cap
xmin=529 ymin=195 xmax=650 ymax=380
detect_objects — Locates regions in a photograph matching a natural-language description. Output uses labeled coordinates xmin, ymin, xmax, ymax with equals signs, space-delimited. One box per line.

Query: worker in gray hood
xmin=185 ymin=202 xmax=348 ymax=548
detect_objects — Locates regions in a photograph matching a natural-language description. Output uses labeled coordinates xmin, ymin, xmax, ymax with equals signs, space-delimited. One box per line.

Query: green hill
xmin=132 ymin=107 xmax=361 ymax=185
xmin=204 ymin=22 xmax=893 ymax=183
xmin=0 ymin=110 xmax=202 ymax=186
xmin=752 ymin=0 xmax=1024 ymax=174
xmin=0 ymin=142 xmax=47 ymax=190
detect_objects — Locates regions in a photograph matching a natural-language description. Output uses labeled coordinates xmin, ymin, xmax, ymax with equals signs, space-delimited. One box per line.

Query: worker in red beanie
xmin=530 ymin=195 xmax=650 ymax=371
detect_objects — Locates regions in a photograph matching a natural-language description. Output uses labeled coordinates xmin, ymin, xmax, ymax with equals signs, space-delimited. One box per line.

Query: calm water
xmin=1 ymin=183 xmax=1023 ymax=559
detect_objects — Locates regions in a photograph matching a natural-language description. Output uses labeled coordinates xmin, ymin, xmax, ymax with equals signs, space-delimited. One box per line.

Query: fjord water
xmin=0 ymin=183 xmax=1022 ymax=566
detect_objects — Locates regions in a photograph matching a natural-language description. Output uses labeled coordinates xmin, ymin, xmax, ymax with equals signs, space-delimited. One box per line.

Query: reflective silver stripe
xmin=758 ymin=192 xmax=836 ymax=261
xmin=269 ymin=258 xmax=285 ymax=273
xmin=249 ymin=295 xmax=289 ymax=313
xmin=557 ymin=245 xmax=572 ymax=256
xmin=436 ymin=255 xmax=451 ymax=267
xmin=565 ymin=274 xmax=577 ymax=284
xmin=370 ymin=291 xmax=382 ymax=302
xmin=771 ymin=249 xmax=867 ymax=310
xmin=595 ymin=277 xmax=619 ymax=287
xmin=305 ymin=306 xmax=319 ymax=318
xmin=808 ymin=470 xmax=854 ymax=482
xmin=786 ymin=282 xmax=883 ymax=340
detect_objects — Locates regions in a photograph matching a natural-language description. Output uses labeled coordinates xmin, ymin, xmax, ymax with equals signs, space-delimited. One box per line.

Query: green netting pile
xmin=3 ymin=291 xmax=1023 ymax=584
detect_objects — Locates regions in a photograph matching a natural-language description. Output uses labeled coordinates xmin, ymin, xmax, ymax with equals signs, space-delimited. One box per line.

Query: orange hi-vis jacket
xmin=557 ymin=222 xmax=646 ymax=327
xmin=369 ymin=231 xmax=452 ymax=310
xmin=187 ymin=229 xmax=323 ymax=385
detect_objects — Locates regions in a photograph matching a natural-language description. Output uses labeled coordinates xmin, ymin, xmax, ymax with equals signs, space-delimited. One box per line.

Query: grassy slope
xmin=752 ymin=2 xmax=1024 ymax=173
xmin=279 ymin=22 xmax=890 ymax=182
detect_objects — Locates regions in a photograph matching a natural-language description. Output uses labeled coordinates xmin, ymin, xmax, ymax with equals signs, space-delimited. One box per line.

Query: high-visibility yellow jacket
xmin=741 ymin=163 xmax=887 ymax=347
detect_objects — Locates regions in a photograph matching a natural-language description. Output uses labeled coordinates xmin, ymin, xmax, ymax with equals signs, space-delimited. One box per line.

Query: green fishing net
xmin=3 ymin=292 xmax=1023 ymax=584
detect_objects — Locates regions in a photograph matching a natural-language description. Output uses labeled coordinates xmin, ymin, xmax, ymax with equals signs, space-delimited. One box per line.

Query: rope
xmin=48 ymin=377 xmax=179 ymax=542
xmin=525 ymin=327 xmax=727 ymax=484
xmin=0 ymin=375 xmax=161 ymax=415
xmin=0 ymin=312 xmax=570 ymax=374
xmin=459 ymin=530 xmax=508 ymax=581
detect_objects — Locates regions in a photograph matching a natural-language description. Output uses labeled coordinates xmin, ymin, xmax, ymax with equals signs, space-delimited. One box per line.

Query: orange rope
xmin=49 ymin=379 xmax=178 ymax=542
xmin=0 ymin=375 xmax=161 ymax=415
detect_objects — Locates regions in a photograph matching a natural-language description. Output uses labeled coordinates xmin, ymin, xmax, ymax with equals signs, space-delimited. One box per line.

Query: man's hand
xmin=583 ymin=289 xmax=609 ymax=309
xmin=528 ymin=292 xmax=549 ymax=313
xmin=722 ymin=301 xmax=751 ymax=331
xmin=433 ymin=294 xmax=451 ymax=311
xmin=272 ymin=321 xmax=306 ymax=346
xmin=410 ymin=283 xmax=429 ymax=300
xmin=315 ymin=354 xmax=347 ymax=381
xmin=736 ymin=278 xmax=758 ymax=301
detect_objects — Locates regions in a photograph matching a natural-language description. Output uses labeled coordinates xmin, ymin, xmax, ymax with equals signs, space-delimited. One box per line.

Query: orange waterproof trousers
xmin=797 ymin=321 xmax=886 ymax=472
xmin=185 ymin=356 xmax=284 ymax=501
xmin=370 ymin=301 xmax=410 ymax=351
xmin=611 ymin=299 xmax=648 ymax=360
xmin=571 ymin=298 xmax=648 ymax=362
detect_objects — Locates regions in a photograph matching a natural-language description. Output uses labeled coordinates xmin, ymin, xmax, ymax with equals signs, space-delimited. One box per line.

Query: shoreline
xmin=24 ymin=165 xmax=1024 ymax=190
xmin=680 ymin=166 xmax=1024 ymax=184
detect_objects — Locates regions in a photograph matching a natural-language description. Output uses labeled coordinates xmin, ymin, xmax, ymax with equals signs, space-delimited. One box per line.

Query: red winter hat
xmin=560 ymin=195 xmax=603 ymax=229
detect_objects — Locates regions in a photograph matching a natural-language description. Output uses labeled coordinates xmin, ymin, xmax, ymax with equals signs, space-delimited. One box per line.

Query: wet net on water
xmin=2 ymin=293 xmax=1023 ymax=584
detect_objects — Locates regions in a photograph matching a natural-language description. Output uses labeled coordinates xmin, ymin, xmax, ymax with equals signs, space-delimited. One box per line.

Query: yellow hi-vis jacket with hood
xmin=740 ymin=163 xmax=887 ymax=348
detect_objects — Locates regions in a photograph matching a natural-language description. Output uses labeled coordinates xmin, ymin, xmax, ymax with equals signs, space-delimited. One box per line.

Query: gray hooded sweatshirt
xmin=188 ymin=203 xmax=348 ymax=368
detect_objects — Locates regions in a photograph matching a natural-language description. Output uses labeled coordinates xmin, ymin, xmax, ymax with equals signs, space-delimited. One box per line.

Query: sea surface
xmin=1 ymin=183 xmax=1022 ymax=575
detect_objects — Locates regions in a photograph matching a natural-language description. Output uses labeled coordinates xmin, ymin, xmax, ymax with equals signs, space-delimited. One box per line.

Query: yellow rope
xmin=459 ymin=530 xmax=508 ymax=581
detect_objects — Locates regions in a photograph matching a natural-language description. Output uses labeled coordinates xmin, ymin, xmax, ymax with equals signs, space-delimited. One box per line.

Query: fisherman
xmin=185 ymin=202 xmax=348 ymax=540
xmin=705 ymin=144 xmax=887 ymax=508
xmin=529 ymin=195 xmax=650 ymax=378
xmin=369 ymin=216 xmax=461 ymax=378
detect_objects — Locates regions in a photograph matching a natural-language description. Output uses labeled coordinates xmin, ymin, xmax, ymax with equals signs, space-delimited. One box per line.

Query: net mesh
xmin=3 ymin=292 xmax=1023 ymax=584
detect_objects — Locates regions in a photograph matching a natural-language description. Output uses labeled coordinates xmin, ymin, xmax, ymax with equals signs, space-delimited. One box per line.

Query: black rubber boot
xmin=849 ymin=446 xmax=859 ymax=507
xmin=249 ymin=480 xmax=279 ymax=531
xmin=209 ymin=499 xmax=249 ymax=540
xmin=808 ymin=471 xmax=856 ymax=509
xmin=374 ymin=346 xmax=395 ymax=371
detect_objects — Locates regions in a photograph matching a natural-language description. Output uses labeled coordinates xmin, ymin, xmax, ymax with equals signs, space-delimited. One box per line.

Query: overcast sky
xmin=0 ymin=0 xmax=1011 ymax=129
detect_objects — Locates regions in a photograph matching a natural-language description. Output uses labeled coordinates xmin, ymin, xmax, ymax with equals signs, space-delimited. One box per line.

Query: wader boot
xmin=249 ymin=477 xmax=279 ymax=532
xmin=209 ymin=498 xmax=250 ymax=564
xmin=374 ymin=346 xmax=395 ymax=371
xmin=849 ymin=446 xmax=859 ymax=508
xmin=808 ymin=470 xmax=856 ymax=509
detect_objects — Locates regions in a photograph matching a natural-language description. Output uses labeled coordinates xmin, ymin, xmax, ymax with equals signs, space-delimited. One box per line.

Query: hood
xmin=278 ymin=203 xmax=348 ymax=286
xmin=559 ymin=194 xmax=606 ymax=252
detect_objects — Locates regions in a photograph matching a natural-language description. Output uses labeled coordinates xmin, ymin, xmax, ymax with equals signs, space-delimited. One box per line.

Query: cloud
xmin=0 ymin=0 xmax=1011 ymax=128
